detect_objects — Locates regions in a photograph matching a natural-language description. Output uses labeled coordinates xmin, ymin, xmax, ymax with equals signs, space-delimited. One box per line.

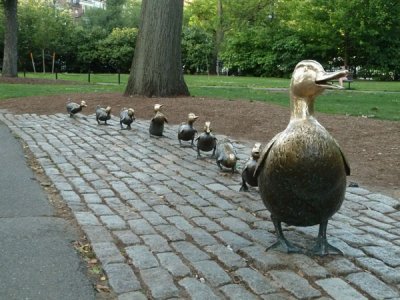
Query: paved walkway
xmin=1 ymin=112 xmax=399 ymax=300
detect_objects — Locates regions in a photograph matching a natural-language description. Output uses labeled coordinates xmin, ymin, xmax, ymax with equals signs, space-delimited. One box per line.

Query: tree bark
xmin=1 ymin=0 xmax=18 ymax=77
xmin=124 ymin=0 xmax=189 ymax=97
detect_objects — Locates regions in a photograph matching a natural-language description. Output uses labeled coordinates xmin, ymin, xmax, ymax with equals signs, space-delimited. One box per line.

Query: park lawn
xmin=0 ymin=73 xmax=399 ymax=121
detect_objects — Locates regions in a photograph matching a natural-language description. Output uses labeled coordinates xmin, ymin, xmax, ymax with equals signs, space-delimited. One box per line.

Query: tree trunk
xmin=2 ymin=0 xmax=18 ymax=77
xmin=124 ymin=0 xmax=189 ymax=97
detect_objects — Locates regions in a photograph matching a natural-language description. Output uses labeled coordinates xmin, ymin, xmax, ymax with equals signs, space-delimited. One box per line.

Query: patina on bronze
xmin=196 ymin=121 xmax=217 ymax=158
xmin=178 ymin=113 xmax=198 ymax=146
xmin=96 ymin=105 xmax=112 ymax=125
xmin=149 ymin=104 xmax=168 ymax=137
xmin=66 ymin=99 xmax=87 ymax=118
xmin=255 ymin=60 xmax=350 ymax=256
xmin=120 ymin=108 xmax=135 ymax=130
xmin=215 ymin=139 xmax=238 ymax=174
xmin=240 ymin=142 xmax=262 ymax=192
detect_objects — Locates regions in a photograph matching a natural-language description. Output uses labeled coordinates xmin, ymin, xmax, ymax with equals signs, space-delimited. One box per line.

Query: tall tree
xmin=124 ymin=0 xmax=189 ymax=97
xmin=1 ymin=0 xmax=18 ymax=77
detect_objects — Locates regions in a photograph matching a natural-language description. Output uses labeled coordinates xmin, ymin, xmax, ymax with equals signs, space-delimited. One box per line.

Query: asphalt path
xmin=0 ymin=121 xmax=95 ymax=300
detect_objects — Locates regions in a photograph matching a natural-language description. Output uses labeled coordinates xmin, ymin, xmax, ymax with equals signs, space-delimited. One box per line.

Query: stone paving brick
xmin=192 ymin=216 xmax=223 ymax=232
xmin=74 ymin=211 xmax=100 ymax=226
xmin=362 ymin=245 xmax=400 ymax=267
xmin=125 ymin=245 xmax=159 ymax=270
xmin=167 ymin=216 xmax=194 ymax=232
xmin=217 ymin=216 xmax=251 ymax=233
xmin=103 ymin=263 xmax=141 ymax=293
xmin=215 ymin=231 xmax=253 ymax=251
xmin=83 ymin=193 xmax=103 ymax=204
xmin=113 ymin=230 xmax=141 ymax=246
xmin=155 ymin=224 xmax=186 ymax=241
xmin=346 ymin=272 xmax=399 ymax=299
xmin=142 ymin=234 xmax=171 ymax=253
xmin=175 ymin=205 xmax=203 ymax=218
xmin=243 ymin=229 xmax=277 ymax=248
xmin=117 ymin=291 xmax=147 ymax=300
xmin=91 ymin=242 xmax=125 ymax=265
xmin=240 ymin=245 xmax=288 ymax=271
xmin=188 ymin=228 xmax=218 ymax=247
xmin=287 ymin=254 xmax=329 ymax=278
xmin=234 ymin=268 xmax=276 ymax=295
xmin=220 ymin=284 xmax=259 ymax=300
xmin=324 ymin=257 xmax=361 ymax=275
xmin=366 ymin=193 xmax=399 ymax=206
xmin=140 ymin=267 xmax=179 ymax=299
xmin=178 ymin=278 xmax=219 ymax=300
xmin=316 ymin=278 xmax=367 ymax=300
xmin=140 ymin=211 xmax=168 ymax=226
xmin=100 ymin=215 xmax=127 ymax=230
xmin=128 ymin=219 xmax=156 ymax=235
xmin=269 ymin=270 xmax=321 ymax=299
xmin=171 ymin=241 xmax=210 ymax=262
xmin=82 ymin=225 xmax=114 ymax=243
xmin=88 ymin=203 xmax=113 ymax=215
xmin=356 ymin=256 xmax=400 ymax=284
xmin=200 ymin=206 xmax=227 ymax=218
xmin=192 ymin=260 xmax=231 ymax=287
xmin=152 ymin=204 xmax=179 ymax=217
xmin=157 ymin=252 xmax=191 ymax=277
xmin=205 ymin=244 xmax=247 ymax=269
xmin=60 ymin=190 xmax=81 ymax=203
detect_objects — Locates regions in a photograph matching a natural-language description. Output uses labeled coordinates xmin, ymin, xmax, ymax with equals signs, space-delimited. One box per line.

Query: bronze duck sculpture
xmin=215 ymin=139 xmax=238 ymax=173
xmin=196 ymin=121 xmax=217 ymax=158
xmin=178 ymin=113 xmax=199 ymax=146
xmin=240 ymin=142 xmax=261 ymax=192
xmin=96 ymin=105 xmax=112 ymax=125
xmin=149 ymin=104 xmax=168 ymax=137
xmin=120 ymin=108 xmax=135 ymax=130
xmin=66 ymin=99 xmax=87 ymax=117
xmin=255 ymin=60 xmax=350 ymax=256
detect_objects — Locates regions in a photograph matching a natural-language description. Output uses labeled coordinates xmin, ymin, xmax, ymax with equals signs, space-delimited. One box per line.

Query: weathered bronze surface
xmin=120 ymin=108 xmax=135 ymax=130
xmin=96 ymin=105 xmax=112 ymax=125
xmin=196 ymin=121 xmax=217 ymax=158
xmin=240 ymin=142 xmax=261 ymax=191
xmin=149 ymin=104 xmax=168 ymax=136
xmin=66 ymin=99 xmax=87 ymax=117
xmin=255 ymin=60 xmax=350 ymax=255
xmin=215 ymin=139 xmax=238 ymax=173
xmin=178 ymin=113 xmax=198 ymax=146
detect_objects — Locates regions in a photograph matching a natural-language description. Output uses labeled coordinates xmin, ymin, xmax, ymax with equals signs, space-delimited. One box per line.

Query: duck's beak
xmin=315 ymin=69 xmax=349 ymax=90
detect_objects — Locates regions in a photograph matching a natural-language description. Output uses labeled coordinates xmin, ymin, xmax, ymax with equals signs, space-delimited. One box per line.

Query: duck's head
xmin=204 ymin=121 xmax=212 ymax=133
xmin=291 ymin=60 xmax=348 ymax=99
xmin=105 ymin=106 xmax=112 ymax=113
xmin=80 ymin=100 xmax=87 ymax=107
xmin=154 ymin=104 xmax=163 ymax=112
xmin=251 ymin=142 xmax=262 ymax=159
xmin=188 ymin=113 xmax=199 ymax=123
xmin=127 ymin=108 xmax=135 ymax=116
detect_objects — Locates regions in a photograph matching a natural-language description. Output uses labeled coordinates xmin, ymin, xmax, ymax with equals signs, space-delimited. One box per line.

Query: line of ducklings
xmin=66 ymin=100 xmax=261 ymax=192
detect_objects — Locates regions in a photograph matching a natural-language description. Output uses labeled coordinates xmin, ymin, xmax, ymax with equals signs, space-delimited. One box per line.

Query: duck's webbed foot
xmin=311 ymin=221 xmax=342 ymax=256
xmin=239 ymin=180 xmax=248 ymax=192
xmin=268 ymin=215 xmax=302 ymax=254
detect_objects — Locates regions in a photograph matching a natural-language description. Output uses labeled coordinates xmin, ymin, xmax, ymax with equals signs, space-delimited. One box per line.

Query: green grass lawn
xmin=1 ymin=72 xmax=399 ymax=121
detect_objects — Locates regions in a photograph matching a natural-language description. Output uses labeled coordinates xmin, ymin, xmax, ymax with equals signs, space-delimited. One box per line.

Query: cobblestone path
xmin=1 ymin=112 xmax=399 ymax=300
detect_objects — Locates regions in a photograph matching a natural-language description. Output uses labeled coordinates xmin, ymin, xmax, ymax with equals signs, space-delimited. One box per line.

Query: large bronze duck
xmin=149 ymin=104 xmax=168 ymax=137
xmin=255 ymin=60 xmax=350 ymax=256
xmin=178 ymin=113 xmax=198 ymax=146
xmin=66 ymin=99 xmax=87 ymax=117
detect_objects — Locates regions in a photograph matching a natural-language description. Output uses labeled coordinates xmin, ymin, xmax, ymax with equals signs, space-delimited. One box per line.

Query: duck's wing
xmin=333 ymin=138 xmax=351 ymax=176
xmin=254 ymin=132 xmax=282 ymax=177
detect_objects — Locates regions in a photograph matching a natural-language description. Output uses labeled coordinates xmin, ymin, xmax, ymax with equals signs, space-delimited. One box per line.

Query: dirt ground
xmin=1 ymin=77 xmax=399 ymax=199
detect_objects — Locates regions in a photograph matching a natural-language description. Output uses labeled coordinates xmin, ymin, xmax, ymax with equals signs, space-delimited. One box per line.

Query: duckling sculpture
xmin=215 ymin=139 xmax=238 ymax=173
xmin=196 ymin=121 xmax=217 ymax=158
xmin=120 ymin=108 xmax=135 ymax=130
xmin=178 ymin=113 xmax=199 ymax=146
xmin=149 ymin=104 xmax=168 ymax=137
xmin=255 ymin=60 xmax=350 ymax=256
xmin=66 ymin=99 xmax=87 ymax=117
xmin=96 ymin=105 xmax=112 ymax=125
xmin=240 ymin=142 xmax=261 ymax=192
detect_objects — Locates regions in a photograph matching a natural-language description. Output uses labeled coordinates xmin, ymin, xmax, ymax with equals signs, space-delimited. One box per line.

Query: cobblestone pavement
xmin=1 ymin=112 xmax=400 ymax=300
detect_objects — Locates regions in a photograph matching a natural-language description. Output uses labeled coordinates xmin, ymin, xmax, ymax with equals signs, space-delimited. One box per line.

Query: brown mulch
xmin=1 ymin=77 xmax=399 ymax=199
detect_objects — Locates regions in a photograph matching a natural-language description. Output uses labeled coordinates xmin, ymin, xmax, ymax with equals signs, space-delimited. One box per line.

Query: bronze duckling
xmin=96 ymin=105 xmax=112 ymax=125
xmin=66 ymin=99 xmax=87 ymax=117
xmin=149 ymin=104 xmax=168 ymax=137
xmin=255 ymin=60 xmax=350 ymax=256
xmin=215 ymin=139 xmax=238 ymax=173
xmin=240 ymin=142 xmax=261 ymax=192
xmin=178 ymin=113 xmax=199 ymax=146
xmin=196 ymin=121 xmax=217 ymax=158
xmin=120 ymin=108 xmax=135 ymax=130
